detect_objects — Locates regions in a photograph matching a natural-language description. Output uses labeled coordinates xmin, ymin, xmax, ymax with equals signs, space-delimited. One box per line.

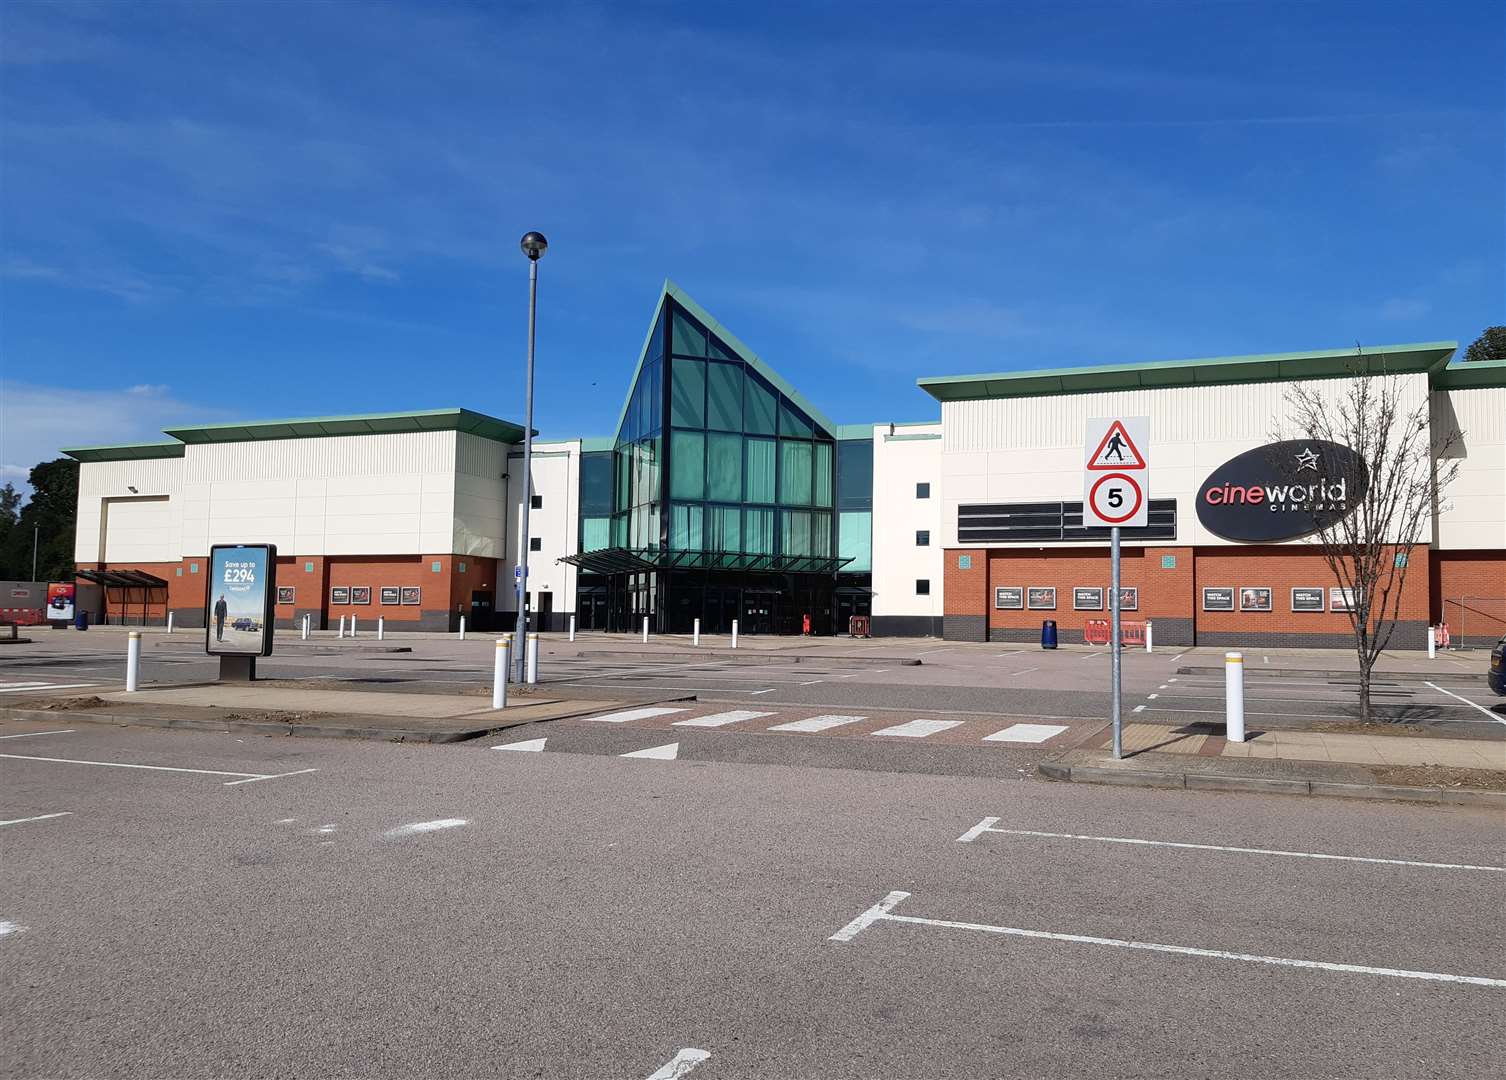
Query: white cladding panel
xmin=939 ymin=374 xmax=1433 ymax=548
xmin=1433 ymin=387 xmax=1506 ymax=550
xmin=181 ymin=431 xmax=461 ymax=557
xmin=872 ymin=428 xmax=944 ymax=619
xmin=453 ymin=432 xmax=508 ymax=559
xmin=500 ymin=442 xmax=579 ymax=616
xmin=75 ymin=457 xmax=185 ymax=563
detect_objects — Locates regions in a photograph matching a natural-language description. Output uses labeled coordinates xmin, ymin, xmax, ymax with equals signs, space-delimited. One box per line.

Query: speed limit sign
xmin=1084 ymin=417 xmax=1149 ymax=528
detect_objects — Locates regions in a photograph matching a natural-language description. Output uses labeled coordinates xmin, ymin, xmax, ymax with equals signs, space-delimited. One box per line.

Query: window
xmin=530 ymin=494 xmax=543 ymax=509
xmin=529 ymin=537 xmax=542 ymax=552
xmin=916 ymin=530 xmax=930 ymax=547
xmin=916 ymin=482 xmax=930 ymax=499
xmin=916 ymin=579 xmax=931 ymax=595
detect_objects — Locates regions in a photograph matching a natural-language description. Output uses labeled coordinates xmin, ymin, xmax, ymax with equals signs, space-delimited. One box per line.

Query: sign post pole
xmin=1110 ymin=526 xmax=1122 ymax=759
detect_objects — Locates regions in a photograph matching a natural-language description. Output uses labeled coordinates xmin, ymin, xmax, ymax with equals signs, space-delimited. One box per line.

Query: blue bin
xmin=1041 ymin=619 xmax=1057 ymax=649
xmin=74 ymin=610 xmax=89 ymax=631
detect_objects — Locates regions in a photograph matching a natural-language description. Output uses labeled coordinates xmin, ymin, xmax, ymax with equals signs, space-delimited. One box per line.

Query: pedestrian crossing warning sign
xmin=1086 ymin=419 xmax=1148 ymax=471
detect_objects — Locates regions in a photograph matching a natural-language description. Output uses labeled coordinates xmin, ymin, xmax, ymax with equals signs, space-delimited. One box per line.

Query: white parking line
xmin=831 ymin=891 xmax=1506 ymax=987
xmin=0 ymin=919 xmax=27 ymax=937
xmin=644 ymin=1047 xmax=710 ymax=1079
xmin=953 ymin=818 xmax=1506 ymax=872
xmin=1426 ymin=682 xmax=1506 ymax=726
xmin=870 ymin=719 xmax=962 ymax=738
xmin=673 ymin=710 xmax=774 ymax=728
xmin=982 ymin=723 xmax=1069 ymax=744
xmin=0 ymin=729 xmax=75 ymax=739
xmin=0 ymin=683 xmax=96 ymax=694
xmin=1010 ymin=667 xmax=1039 ymax=676
xmin=493 ymin=737 xmax=548 ymax=752
xmin=584 ymin=707 xmax=689 ymax=724
xmin=1132 ymin=705 xmax=1146 ymax=713
xmin=0 ymin=753 xmax=317 ymax=787
xmin=0 ymin=811 xmax=73 ymax=827
xmin=768 ymin=714 xmax=866 ymax=733
xmin=383 ymin=818 xmax=468 ymax=838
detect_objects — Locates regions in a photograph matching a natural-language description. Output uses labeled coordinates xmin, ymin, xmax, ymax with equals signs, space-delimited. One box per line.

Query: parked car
xmin=232 ymin=617 xmax=257 ymax=632
xmin=1489 ymin=634 xmax=1505 ymax=696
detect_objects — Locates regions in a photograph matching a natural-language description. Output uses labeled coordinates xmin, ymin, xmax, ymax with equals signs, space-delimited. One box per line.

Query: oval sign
xmin=1196 ymin=440 xmax=1368 ymax=542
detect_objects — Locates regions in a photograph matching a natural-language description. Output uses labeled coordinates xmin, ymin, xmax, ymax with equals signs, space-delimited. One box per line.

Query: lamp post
xmin=513 ymin=230 xmax=547 ymax=681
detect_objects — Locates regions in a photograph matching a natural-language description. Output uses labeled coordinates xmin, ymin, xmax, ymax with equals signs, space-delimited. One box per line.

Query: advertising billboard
xmin=46 ymin=582 xmax=76 ymax=623
xmin=205 ymin=544 xmax=276 ymax=657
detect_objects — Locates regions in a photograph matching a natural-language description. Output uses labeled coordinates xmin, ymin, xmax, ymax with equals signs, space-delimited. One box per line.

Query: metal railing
xmin=1440 ymin=595 xmax=1506 ymax=649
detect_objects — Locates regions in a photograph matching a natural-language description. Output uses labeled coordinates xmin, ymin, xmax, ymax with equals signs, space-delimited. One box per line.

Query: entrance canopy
xmin=76 ymin=569 xmax=169 ymax=588
xmin=559 ymin=547 xmax=851 ymax=576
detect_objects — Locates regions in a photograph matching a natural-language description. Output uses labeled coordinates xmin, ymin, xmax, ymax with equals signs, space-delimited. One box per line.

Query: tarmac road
xmin=2 ymin=720 xmax=1502 ymax=1079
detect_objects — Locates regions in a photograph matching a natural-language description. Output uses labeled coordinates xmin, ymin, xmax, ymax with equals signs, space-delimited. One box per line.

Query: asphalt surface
xmin=2 ymin=719 xmax=1503 ymax=1079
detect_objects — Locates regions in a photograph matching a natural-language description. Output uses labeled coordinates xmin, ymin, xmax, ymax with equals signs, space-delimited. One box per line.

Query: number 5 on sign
xmin=1084 ymin=417 xmax=1149 ymax=528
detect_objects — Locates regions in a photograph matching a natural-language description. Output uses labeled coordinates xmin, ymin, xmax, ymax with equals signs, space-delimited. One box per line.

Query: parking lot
xmin=2 ymin=714 xmax=1502 ymax=1078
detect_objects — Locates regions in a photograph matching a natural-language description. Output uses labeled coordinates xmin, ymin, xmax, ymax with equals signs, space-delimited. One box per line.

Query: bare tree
xmin=1278 ymin=354 xmax=1460 ymax=721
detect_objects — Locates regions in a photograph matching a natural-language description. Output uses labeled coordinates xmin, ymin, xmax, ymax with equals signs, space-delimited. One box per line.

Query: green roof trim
xmin=1431 ymin=359 xmax=1506 ymax=390
xmin=833 ymin=423 xmax=877 ymax=440
xmin=917 ymin=342 xmax=1459 ymax=402
xmin=884 ymin=432 xmax=942 ymax=442
xmin=580 ymin=436 xmax=617 ymax=453
xmin=163 ymin=408 xmax=527 ymax=446
xmin=61 ymin=442 xmax=187 ymax=463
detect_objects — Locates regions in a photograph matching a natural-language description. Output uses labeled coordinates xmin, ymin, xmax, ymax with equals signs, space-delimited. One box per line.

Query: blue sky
xmin=2 ymin=0 xmax=1502 ymax=483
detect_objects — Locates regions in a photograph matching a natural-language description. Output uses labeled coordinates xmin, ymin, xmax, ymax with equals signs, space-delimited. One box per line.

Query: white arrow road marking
xmin=383 ymin=819 xmax=469 ymax=839
xmin=621 ymin=742 xmax=679 ymax=760
xmin=673 ymin=709 xmax=772 ymax=728
xmin=831 ymin=891 xmax=1506 ymax=987
xmin=0 ymin=812 xmax=73 ymax=828
xmin=644 ymin=1048 xmax=710 ymax=1079
xmin=492 ymin=737 xmax=548 ymax=751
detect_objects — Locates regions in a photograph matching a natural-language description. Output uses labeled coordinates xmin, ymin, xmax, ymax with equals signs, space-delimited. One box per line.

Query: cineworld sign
xmin=1196 ymin=440 xmax=1369 ymax=542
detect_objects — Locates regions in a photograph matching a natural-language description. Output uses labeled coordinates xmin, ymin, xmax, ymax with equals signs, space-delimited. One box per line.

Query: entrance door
xmin=742 ymin=591 xmax=775 ymax=635
xmin=470 ymin=590 xmax=494 ymax=632
xmin=537 ymin=591 xmax=554 ymax=632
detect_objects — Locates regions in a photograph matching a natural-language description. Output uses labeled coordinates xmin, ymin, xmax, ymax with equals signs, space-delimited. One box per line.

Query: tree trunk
xmin=1356 ymin=661 xmax=1372 ymax=723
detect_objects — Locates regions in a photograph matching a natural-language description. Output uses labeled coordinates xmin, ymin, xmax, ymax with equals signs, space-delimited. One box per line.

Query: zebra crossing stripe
xmin=672 ymin=710 xmax=774 ymax=728
xmin=584 ymin=707 xmax=689 ymax=724
xmin=621 ymin=742 xmax=679 ymax=760
xmin=767 ymin=714 xmax=867 ymax=733
xmin=870 ymin=719 xmax=963 ymax=738
xmin=982 ymin=723 xmax=1070 ymax=744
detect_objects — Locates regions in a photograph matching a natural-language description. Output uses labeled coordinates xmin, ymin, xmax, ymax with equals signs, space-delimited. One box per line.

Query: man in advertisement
xmin=214 ymin=594 xmax=228 ymax=642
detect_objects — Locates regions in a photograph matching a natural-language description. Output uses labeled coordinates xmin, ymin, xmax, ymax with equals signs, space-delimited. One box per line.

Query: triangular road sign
xmin=1087 ymin=420 xmax=1147 ymax=470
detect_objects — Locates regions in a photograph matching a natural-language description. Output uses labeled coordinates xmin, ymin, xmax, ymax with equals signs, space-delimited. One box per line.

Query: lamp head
xmin=520 ymin=231 xmax=548 ymax=261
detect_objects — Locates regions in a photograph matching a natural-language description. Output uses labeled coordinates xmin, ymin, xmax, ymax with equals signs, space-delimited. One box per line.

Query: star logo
xmin=1294 ymin=448 xmax=1320 ymax=472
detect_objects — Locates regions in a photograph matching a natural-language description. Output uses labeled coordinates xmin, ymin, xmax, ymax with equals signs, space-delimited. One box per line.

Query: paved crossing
xmin=558 ymin=702 xmax=1083 ymax=748
xmin=0 ymin=680 xmax=98 ymax=695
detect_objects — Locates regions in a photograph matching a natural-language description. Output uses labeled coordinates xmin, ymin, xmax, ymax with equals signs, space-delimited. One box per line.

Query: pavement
xmin=2 ymin=718 xmax=1502 ymax=1078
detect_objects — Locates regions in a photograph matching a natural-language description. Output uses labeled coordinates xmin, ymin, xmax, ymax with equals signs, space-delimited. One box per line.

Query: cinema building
xmin=66 ymin=282 xmax=1505 ymax=647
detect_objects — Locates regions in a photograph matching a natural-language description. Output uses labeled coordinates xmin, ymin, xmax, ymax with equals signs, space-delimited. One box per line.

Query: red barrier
xmin=0 ymin=608 xmax=46 ymax=626
xmin=1084 ymin=619 xmax=1145 ymax=646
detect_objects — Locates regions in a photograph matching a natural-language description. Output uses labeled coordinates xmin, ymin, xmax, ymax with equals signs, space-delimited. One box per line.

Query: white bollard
xmin=693 ymin=618 xmax=700 ymax=647
xmin=568 ymin=614 xmax=576 ymax=643
xmin=1225 ymin=651 xmax=1245 ymax=743
xmin=731 ymin=619 xmax=739 ymax=649
xmin=126 ymin=630 xmax=141 ymax=692
xmin=641 ymin=616 xmax=649 ymax=644
xmin=492 ymin=638 xmax=510 ymax=709
xmin=301 ymin=613 xmax=309 ymax=640
xmin=338 ymin=615 xmax=346 ymax=639
xmin=526 ymin=632 xmax=539 ymax=684
xmin=1144 ymin=620 xmax=1153 ymax=653
xmin=458 ymin=615 xmax=466 ymax=641
xmin=350 ymin=615 xmax=357 ymax=638
xmin=1427 ymin=625 xmax=1436 ymax=660
xmin=378 ymin=616 xmax=385 ymax=641
xmin=166 ymin=611 xmax=174 ymax=634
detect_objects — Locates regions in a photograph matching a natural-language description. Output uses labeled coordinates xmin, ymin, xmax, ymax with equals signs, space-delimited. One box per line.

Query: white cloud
xmin=0 ymin=381 xmax=222 ymax=501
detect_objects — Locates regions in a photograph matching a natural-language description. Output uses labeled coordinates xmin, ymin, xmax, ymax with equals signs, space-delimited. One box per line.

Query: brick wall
xmin=1434 ymin=550 xmax=1506 ymax=646
xmin=986 ymin=546 xmax=1191 ymax=644
xmin=942 ymin=548 xmax=987 ymax=640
